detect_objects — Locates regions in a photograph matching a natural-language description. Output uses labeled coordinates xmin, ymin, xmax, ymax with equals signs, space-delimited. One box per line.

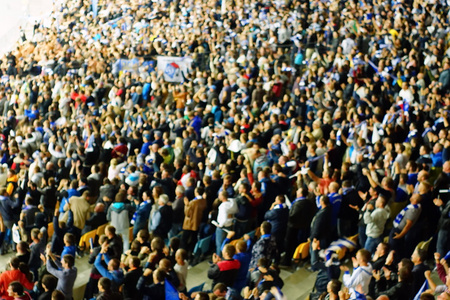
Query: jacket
xmin=0 ymin=195 xmax=20 ymax=222
xmin=108 ymin=202 xmax=131 ymax=231
xmin=363 ymin=207 xmax=390 ymax=238
xmin=310 ymin=206 xmax=332 ymax=242
xmin=207 ymin=259 xmax=241 ymax=287
xmin=136 ymin=277 xmax=165 ymax=300
xmin=123 ymin=267 xmax=143 ymax=300
xmin=249 ymin=234 xmax=278 ymax=270
xmin=152 ymin=205 xmax=173 ymax=239
xmin=264 ymin=205 xmax=289 ymax=236
xmin=183 ymin=197 xmax=206 ymax=231
xmin=46 ymin=260 xmax=77 ymax=300
xmin=0 ymin=270 xmax=34 ymax=300
xmin=94 ymin=253 xmax=124 ymax=290
xmin=63 ymin=195 xmax=90 ymax=230
xmin=287 ymin=197 xmax=316 ymax=229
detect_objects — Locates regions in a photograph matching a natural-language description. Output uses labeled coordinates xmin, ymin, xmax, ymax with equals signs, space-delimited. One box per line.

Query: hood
xmin=111 ymin=202 xmax=127 ymax=213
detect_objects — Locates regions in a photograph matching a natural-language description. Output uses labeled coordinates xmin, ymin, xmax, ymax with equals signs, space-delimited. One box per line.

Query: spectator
xmin=149 ymin=194 xmax=173 ymax=240
xmin=44 ymin=253 xmax=77 ymax=300
xmin=341 ymin=249 xmax=373 ymax=298
xmin=310 ymin=195 xmax=333 ymax=252
xmin=107 ymin=190 xmax=132 ymax=252
xmin=207 ymin=244 xmax=241 ymax=288
xmin=96 ymin=277 xmax=122 ymax=300
xmin=264 ymin=195 xmax=289 ymax=253
xmin=0 ymin=258 xmax=34 ymax=300
xmin=122 ymin=256 xmax=143 ymax=300
xmin=215 ymin=191 xmax=238 ymax=255
xmin=363 ymin=195 xmax=390 ymax=254
xmin=181 ymin=187 xmax=207 ymax=255
xmin=62 ymin=191 xmax=91 ymax=240
xmin=38 ymin=275 xmax=57 ymax=300
xmin=6 ymin=282 xmax=31 ymax=300
xmin=249 ymin=221 xmax=278 ymax=270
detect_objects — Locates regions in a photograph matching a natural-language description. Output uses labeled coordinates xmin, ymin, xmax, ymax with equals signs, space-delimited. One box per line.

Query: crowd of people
xmin=0 ymin=0 xmax=449 ymax=299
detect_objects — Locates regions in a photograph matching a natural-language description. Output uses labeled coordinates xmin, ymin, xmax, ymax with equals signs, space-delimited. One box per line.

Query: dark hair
xmin=51 ymin=290 xmax=66 ymax=300
xmin=10 ymin=257 xmax=20 ymax=269
xmin=170 ymin=237 xmax=180 ymax=252
xmin=222 ymin=244 xmax=236 ymax=258
xmin=415 ymin=249 xmax=427 ymax=263
xmin=400 ymin=258 xmax=414 ymax=271
xmin=420 ymin=293 xmax=436 ymax=300
xmin=129 ymin=256 xmax=140 ymax=268
xmin=213 ymin=283 xmax=227 ymax=293
xmin=99 ymin=277 xmax=112 ymax=292
xmin=321 ymin=195 xmax=330 ymax=207
xmin=137 ymin=229 xmax=150 ymax=242
xmin=42 ymin=275 xmax=57 ymax=291
xmin=261 ymin=221 xmax=272 ymax=235
xmin=399 ymin=266 xmax=412 ymax=282
xmin=154 ymin=268 xmax=166 ymax=282
xmin=329 ymin=279 xmax=342 ymax=295
xmin=63 ymin=255 xmax=75 ymax=268
xmin=196 ymin=292 xmax=209 ymax=300
xmin=110 ymin=258 xmax=120 ymax=270
xmin=257 ymin=257 xmax=270 ymax=269
xmin=8 ymin=282 xmax=24 ymax=295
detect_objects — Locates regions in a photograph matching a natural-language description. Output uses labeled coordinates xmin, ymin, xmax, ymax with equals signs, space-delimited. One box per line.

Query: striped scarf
xmin=393 ymin=203 xmax=420 ymax=228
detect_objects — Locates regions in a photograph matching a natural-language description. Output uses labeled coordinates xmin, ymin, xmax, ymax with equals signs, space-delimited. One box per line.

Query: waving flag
xmin=165 ymin=278 xmax=179 ymax=300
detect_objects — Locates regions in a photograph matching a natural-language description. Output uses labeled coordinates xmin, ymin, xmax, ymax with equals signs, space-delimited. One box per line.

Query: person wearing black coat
xmin=338 ymin=181 xmax=364 ymax=237
xmin=82 ymin=203 xmax=107 ymax=235
xmin=283 ymin=187 xmax=316 ymax=265
xmin=374 ymin=266 xmax=412 ymax=300
xmin=137 ymin=268 xmax=166 ymax=300
xmin=264 ymin=195 xmax=289 ymax=253
xmin=123 ymin=256 xmax=143 ymax=300
xmin=310 ymin=195 xmax=332 ymax=250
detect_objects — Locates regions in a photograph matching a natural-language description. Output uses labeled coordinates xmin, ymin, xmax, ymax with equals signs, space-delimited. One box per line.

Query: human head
xmin=42 ymin=275 xmax=57 ymax=292
xmin=62 ymin=255 xmax=75 ymax=269
xmin=326 ymin=279 xmax=342 ymax=295
xmin=356 ymin=249 xmax=371 ymax=265
xmin=222 ymin=244 xmax=236 ymax=260
xmin=98 ymin=277 xmax=112 ymax=293
xmin=261 ymin=221 xmax=272 ymax=235
xmin=51 ymin=290 xmax=65 ymax=300
xmin=7 ymin=282 xmax=24 ymax=298
xmin=153 ymin=268 xmax=166 ymax=284
xmin=105 ymin=225 xmax=116 ymax=238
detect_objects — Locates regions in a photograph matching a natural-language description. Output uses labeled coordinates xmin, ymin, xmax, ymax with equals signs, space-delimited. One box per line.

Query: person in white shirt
xmin=215 ymin=191 xmax=238 ymax=255
xmin=341 ymin=249 xmax=373 ymax=298
xmin=174 ymin=248 xmax=188 ymax=292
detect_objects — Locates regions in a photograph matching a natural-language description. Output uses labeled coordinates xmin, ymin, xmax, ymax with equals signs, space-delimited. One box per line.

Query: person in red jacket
xmin=207 ymin=244 xmax=241 ymax=288
xmin=111 ymin=137 xmax=128 ymax=161
xmin=0 ymin=257 xmax=34 ymax=300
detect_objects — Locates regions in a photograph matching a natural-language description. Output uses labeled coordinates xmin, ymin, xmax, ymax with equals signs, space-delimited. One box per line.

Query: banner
xmin=113 ymin=58 xmax=140 ymax=75
xmin=157 ymin=56 xmax=193 ymax=83
xmin=92 ymin=0 xmax=98 ymax=18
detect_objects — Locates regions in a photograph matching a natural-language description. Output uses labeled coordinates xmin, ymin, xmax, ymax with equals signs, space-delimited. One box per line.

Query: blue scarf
xmin=393 ymin=203 xmax=420 ymax=228
xmin=131 ymin=200 xmax=150 ymax=225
